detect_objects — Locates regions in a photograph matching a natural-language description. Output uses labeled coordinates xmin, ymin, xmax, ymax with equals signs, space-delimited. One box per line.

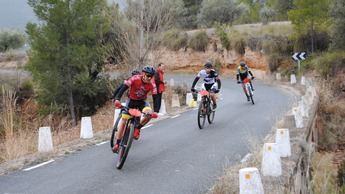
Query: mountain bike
xmin=110 ymin=104 xmax=157 ymax=169
xmin=241 ymin=77 xmax=255 ymax=105
xmin=195 ymin=89 xmax=215 ymax=129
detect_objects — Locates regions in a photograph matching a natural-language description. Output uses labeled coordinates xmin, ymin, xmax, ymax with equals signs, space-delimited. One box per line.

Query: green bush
xmin=305 ymin=51 xmax=345 ymax=78
xmin=0 ymin=31 xmax=25 ymax=52
xmin=293 ymin=31 xmax=330 ymax=53
xmin=215 ymin=24 xmax=231 ymax=50
xmin=189 ymin=31 xmax=209 ymax=52
xmin=162 ymin=29 xmax=188 ymax=51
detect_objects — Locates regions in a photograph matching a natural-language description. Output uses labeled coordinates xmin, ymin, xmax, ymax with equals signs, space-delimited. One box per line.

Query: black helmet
xmin=204 ymin=62 xmax=213 ymax=69
xmin=142 ymin=66 xmax=155 ymax=76
xmin=131 ymin=70 xmax=140 ymax=76
xmin=240 ymin=62 xmax=246 ymax=67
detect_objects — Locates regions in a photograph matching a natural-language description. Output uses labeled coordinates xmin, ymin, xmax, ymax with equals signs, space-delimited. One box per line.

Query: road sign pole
xmin=298 ymin=60 xmax=301 ymax=77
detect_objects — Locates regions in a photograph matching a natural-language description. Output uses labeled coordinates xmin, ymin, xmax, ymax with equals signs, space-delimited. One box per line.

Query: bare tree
xmin=124 ymin=0 xmax=181 ymax=67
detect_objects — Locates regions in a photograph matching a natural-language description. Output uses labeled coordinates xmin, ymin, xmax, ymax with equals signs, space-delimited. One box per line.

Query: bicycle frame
xmin=242 ymin=78 xmax=253 ymax=96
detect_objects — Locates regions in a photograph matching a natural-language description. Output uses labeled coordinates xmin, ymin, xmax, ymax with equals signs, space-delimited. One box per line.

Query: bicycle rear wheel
xmin=207 ymin=100 xmax=215 ymax=124
xmin=116 ymin=120 xmax=135 ymax=170
xmin=197 ymin=101 xmax=206 ymax=129
xmin=110 ymin=112 xmax=122 ymax=149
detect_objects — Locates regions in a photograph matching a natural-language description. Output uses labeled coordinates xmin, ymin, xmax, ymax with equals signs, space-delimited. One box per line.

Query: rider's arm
xmin=248 ymin=70 xmax=254 ymax=77
xmin=112 ymin=83 xmax=124 ymax=99
xmin=114 ymin=84 xmax=129 ymax=100
xmin=191 ymin=77 xmax=200 ymax=89
xmin=236 ymin=73 xmax=240 ymax=81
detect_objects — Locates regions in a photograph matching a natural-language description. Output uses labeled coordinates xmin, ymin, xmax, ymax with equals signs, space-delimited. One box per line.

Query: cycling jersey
xmin=114 ymin=74 xmax=157 ymax=101
xmin=197 ymin=69 xmax=219 ymax=84
xmin=124 ymin=75 xmax=157 ymax=100
xmin=237 ymin=65 xmax=253 ymax=81
xmin=192 ymin=69 xmax=221 ymax=91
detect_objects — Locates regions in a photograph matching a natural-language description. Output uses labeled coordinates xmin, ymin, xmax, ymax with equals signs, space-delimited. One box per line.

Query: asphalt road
xmin=0 ymin=77 xmax=292 ymax=194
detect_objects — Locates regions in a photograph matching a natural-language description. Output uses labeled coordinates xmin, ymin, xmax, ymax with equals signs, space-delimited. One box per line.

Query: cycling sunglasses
xmin=144 ymin=73 xmax=153 ymax=78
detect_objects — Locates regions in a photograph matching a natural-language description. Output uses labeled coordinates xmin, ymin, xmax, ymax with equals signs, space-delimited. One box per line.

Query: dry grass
xmin=0 ymin=86 xmax=37 ymax=162
xmin=311 ymin=152 xmax=340 ymax=194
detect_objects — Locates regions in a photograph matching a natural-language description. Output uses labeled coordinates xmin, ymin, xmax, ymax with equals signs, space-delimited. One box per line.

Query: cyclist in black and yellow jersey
xmin=236 ymin=62 xmax=255 ymax=101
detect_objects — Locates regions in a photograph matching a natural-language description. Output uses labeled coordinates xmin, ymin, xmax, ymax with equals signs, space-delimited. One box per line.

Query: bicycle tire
xmin=207 ymin=99 xmax=215 ymax=124
xmin=110 ymin=112 xmax=122 ymax=148
xmin=116 ymin=119 xmax=135 ymax=170
xmin=197 ymin=100 xmax=206 ymax=129
xmin=247 ymin=85 xmax=255 ymax=105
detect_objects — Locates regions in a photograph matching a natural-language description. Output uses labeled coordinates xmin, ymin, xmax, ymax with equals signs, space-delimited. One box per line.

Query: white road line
xmin=142 ymin=124 xmax=153 ymax=129
xmin=23 ymin=159 xmax=55 ymax=171
xmin=171 ymin=114 xmax=180 ymax=119
xmin=96 ymin=141 xmax=108 ymax=146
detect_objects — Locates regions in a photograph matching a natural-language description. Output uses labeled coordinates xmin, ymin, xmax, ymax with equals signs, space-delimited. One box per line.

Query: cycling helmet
xmin=142 ymin=66 xmax=155 ymax=76
xmin=240 ymin=62 xmax=246 ymax=67
xmin=204 ymin=62 xmax=213 ymax=69
xmin=131 ymin=70 xmax=140 ymax=76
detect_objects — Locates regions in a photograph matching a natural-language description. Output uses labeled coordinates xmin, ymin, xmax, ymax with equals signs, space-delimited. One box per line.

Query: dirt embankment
xmin=150 ymin=43 xmax=268 ymax=73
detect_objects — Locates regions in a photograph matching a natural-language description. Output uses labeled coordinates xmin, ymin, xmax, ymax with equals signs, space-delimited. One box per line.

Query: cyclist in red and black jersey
xmin=112 ymin=66 xmax=157 ymax=153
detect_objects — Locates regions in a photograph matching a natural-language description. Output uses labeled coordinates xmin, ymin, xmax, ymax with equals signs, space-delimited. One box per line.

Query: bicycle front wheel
xmin=247 ymin=85 xmax=255 ymax=105
xmin=116 ymin=120 xmax=135 ymax=170
xmin=197 ymin=101 xmax=206 ymax=129
xmin=110 ymin=112 xmax=122 ymax=149
xmin=207 ymin=101 xmax=215 ymax=124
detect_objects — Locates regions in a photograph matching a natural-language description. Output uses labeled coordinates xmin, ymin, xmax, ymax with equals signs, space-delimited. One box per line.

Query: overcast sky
xmin=0 ymin=0 xmax=127 ymax=31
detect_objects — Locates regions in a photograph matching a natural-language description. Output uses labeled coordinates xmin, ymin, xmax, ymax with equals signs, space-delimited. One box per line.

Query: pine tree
xmin=288 ymin=0 xmax=330 ymax=53
xmin=330 ymin=0 xmax=345 ymax=50
xmin=26 ymin=0 xmax=112 ymax=125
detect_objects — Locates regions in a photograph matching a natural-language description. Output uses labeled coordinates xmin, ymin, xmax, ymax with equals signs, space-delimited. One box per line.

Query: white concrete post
xmin=171 ymin=94 xmax=180 ymax=108
xmin=38 ymin=127 xmax=53 ymax=152
xmin=290 ymin=74 xmax=297 ymax=84
xmin=186 ymin=93 xmax=193 ymax=107
xmin=261 ymin=143 xmax=282 ymax=177
xmin=80 ymin=117 xmax=93 ymax=139
xmin=293 ymin=107 xmax=304 ymax=128
xmin=159 ymin=99 xmax=167 ymax=115
xmin=301 ymin=76 xmax=306 ymax=85
xmin=275 ymin=128 xmax=291 ymax=157
xmin=276 ymin=73 xmax=281 ymax=81
xmin=239 ymin=167 xmax=264 ymax=194
xmin=197 ymin=93 xmax=201 ymax=102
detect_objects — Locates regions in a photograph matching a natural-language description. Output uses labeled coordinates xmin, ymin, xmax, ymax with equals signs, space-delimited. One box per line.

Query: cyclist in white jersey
xmin=191 ymin=62 xmax=221 ymax=109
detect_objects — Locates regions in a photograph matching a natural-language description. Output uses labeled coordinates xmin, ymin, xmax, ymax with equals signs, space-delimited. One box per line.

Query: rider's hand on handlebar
xmin=114 ymin=100 xmax=122 ymax=109
xmin=237 ymin=80 xmax=241 ymax=84
xmin=191 ymin=88 xmax=196 ymax=92
xmin=251 ymin=76 xmax=255 ymax=80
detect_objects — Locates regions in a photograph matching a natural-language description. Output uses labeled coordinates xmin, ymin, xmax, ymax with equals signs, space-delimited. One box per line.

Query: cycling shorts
xmin=121 ymin=99 xmax=151 ymax=119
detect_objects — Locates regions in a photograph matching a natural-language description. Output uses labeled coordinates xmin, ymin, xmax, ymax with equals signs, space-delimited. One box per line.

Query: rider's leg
xmin=113 ymin=116 xmax=129 ymax=152
xmin=115 ymin=116 xmax=129 ymax=140
xmin=242 ymin=83 xmax=250 ymax=101
xmin=249 ymin=80 xmax=254 ymax=91
xmin=133 ymin=106 xmax=152 ymax=140
xmin=210 ymin=93 xmax=217 ymax=108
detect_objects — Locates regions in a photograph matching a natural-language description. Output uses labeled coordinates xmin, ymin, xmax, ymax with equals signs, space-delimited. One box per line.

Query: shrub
xmin=189 ymin=31 xmax=209 ymax=52
xmin=232 ymin=36 xmax=246 ymax=56
xmin=215 ymin=24 xmax=231 ymax=50
xmin=246 ymin=36 xmax=262 ymax=52
xmin=293 ymin=31 xmax=330 ymax=53
xmin=162 ymin=29 xmax=188 ymax=51
xmin=305 ymin=51 xmax=345 ymax=78
xmin=0 ymin=31 xmax=25 ymax=52
xmin=262 ymin=35 xmax=293 ymax=55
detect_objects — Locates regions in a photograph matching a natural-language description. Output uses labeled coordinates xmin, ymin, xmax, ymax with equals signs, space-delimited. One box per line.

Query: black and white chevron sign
xmin=292 ymin=52 xmax=307 ymax=61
